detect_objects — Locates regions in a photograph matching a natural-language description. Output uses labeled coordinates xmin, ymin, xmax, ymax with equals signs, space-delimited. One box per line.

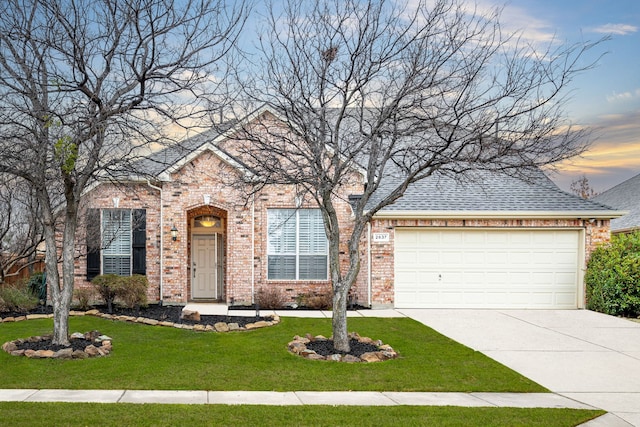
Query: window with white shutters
xmin=267 ymin=209 xmax=327 ymax=280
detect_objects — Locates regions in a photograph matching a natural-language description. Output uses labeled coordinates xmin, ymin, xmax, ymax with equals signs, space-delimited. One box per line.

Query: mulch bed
xmin=0 ymin=304 xmax=270 ymax=328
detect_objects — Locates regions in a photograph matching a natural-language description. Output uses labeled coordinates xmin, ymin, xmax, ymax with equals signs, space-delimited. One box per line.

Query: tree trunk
xmin=53 ymin=215 xmax=77 ymax=345
xmin=332 ymin=282 xmax=350 ymax=352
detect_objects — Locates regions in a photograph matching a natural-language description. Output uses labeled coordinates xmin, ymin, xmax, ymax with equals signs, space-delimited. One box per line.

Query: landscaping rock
xmin=2 ymin=341 xmax=17 ymax=352
xmin=53 ymin=348 xmax=74 ymax=359
xmin=360 ymin=352 xmax=383 ymax=363
xmin=34 ymin=350 xmax=55 ymax=358
xmin=214 ymin=322 xmax=230 ymax=332
xmin=181 ymin=310 xmax=200 ymax=322
xmin=72 ymin=350 xmax=88 ymax=359
xmin=342 ymin=354 xmax=361 ymax=363
xmin=26 ymin=314 xmax=49 ymax=320
xmin=227 ymin=323 xmax=241 ymax=331
xmin=288 ymin=341 xmax=306 ymax=354
xmin=84 ymin=345 xmax=100 ymax=357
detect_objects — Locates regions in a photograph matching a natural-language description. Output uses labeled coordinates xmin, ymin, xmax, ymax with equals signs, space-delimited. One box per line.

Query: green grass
xmin=0 ymin=316 xmax=544 ymax=392
xmin=0 ymin=403 xmax=605 ymax=427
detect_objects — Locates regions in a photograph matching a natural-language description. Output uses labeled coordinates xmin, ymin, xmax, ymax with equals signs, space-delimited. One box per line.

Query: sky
xmin=493 ymin=0 xmax=640 ymax=193
xmin=240 ymin=0 xmax=639 ymax=194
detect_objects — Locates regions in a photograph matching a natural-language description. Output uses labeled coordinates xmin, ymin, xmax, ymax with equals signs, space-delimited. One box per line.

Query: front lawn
xmin=0 ymin=403 xmax=604 ymax=427
xmin=0 ymin=316 xmax=543 ymax=392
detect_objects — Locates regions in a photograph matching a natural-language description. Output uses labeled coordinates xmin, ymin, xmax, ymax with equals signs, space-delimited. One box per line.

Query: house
xmin=592 ymin=172 xmax=640 ymax=234
xmin=74 ymin=109 xmax=623 ymax=310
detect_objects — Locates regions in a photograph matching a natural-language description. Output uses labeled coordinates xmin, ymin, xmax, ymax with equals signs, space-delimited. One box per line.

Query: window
xmin=86 ymin=209 xmax=146 ymax=280
xmin=102 ymin=210 xmax=132 ymax=275
xmin=267 ymin=209 xmax=328 ymax=280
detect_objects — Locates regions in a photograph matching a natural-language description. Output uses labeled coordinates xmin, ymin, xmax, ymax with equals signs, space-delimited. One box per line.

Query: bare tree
xmin=230 ymin=0 xmax=604 ymax=351
xmin=0 ymin=0 xmax=246 ymax=345
xmin=0 ymin=176 xmax=44 ymax=284
xmin=570 ymin=174 xmax=598 ymax=199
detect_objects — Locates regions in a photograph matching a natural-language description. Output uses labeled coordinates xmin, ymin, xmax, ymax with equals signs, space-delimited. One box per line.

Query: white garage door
xmin=394 ymin=228 xmax=581 ymax=309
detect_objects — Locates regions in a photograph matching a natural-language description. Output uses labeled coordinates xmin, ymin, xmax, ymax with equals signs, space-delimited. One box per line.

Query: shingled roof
xmin=371 ymin=169 xmax=621 ymax=218
xmin=116 ymin=107 xmax=622 ymax=219
xmin=593 ymin=172 xmax=640 ymax=232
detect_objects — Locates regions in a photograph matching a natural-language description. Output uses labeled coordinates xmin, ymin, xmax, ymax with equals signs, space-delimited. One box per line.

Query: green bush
xmin=586 ymin=231 xmax=640 ymax=317
xmin=91 ymin=274 xmax=123 ymax=313
xmin=118 ymin=274 xmax=148 ymax=309
xmin=0 ymin=281 xmax=39 ymax=313
xmin=91 ymin=274 xmax=148 ymax=312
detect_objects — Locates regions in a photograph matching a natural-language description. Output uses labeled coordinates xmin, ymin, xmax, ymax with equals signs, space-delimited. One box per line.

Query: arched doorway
xmin=189 ymin=210 xmax=226 ymax=301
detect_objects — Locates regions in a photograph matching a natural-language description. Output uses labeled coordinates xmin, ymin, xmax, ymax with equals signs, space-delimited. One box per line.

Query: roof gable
xmin=593 ymin=172 xmax=640 ymax=232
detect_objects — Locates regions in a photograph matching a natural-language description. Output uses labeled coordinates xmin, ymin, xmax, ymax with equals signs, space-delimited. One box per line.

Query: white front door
xmin=192 ymin=234 xmax=217 ymax=299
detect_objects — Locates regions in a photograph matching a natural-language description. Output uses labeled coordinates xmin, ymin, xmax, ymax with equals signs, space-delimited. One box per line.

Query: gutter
xmin=372 ymin=210 xmax=628 ymax=220
xmin=146 ymin=180 xmax=164 ymax=304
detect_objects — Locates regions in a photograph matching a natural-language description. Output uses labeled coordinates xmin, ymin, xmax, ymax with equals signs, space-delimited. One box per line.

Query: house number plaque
xmin=372 ymin=233 xmax=390 ymax=243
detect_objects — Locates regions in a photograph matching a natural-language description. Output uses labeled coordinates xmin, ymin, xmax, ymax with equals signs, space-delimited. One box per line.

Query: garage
xmin=394 ymin=228 xmax=582 ymax=309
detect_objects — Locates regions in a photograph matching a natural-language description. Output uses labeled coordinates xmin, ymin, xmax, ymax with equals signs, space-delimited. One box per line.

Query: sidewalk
xmin=0 ymin=389 xmax=595 ymax=408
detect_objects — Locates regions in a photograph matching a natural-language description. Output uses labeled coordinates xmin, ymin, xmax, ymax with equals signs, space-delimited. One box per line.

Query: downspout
xmin=251 ymin=194 xmax=255 ymax=304
xmin=367 ymin=221 xmax=372 ymax=307
xmin=147 ymin=180 xmax=163 ymax=304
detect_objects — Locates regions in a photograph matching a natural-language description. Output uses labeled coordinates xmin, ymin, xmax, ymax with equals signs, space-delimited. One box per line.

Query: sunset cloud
xmin=552 ymin=110 xmax=640 ymax=191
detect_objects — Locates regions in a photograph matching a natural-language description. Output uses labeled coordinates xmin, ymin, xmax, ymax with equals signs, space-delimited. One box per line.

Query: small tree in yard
xmin=230 ymin=0 xmax=604 ymax=351
xmin=0 ymin=0 xmax=246 ymax=345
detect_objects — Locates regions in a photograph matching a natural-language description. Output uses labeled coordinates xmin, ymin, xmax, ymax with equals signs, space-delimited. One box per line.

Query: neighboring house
xmin=592 ymin=172 xmax=640 ymax=234
xmin=74 ymin=108 xmax=623 ymax=310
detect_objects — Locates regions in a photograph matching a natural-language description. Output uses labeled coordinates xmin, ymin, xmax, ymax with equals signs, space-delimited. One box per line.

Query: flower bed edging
xmin=2 ymin=330 xmax=112 ymax=359
xmin=288 ymin=332 xmax=398 ymax=363
xmin=0 ymin=310 xmax=280 ymax=332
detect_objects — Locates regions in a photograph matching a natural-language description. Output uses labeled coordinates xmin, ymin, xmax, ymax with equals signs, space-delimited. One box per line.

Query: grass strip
xmin=0 ymin=402 xmax=605 ymax=427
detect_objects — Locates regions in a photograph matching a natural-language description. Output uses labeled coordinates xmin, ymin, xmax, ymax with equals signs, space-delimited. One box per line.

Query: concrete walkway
xmin=0 ymin=388 xmax=595 ymax=409
xmin=400 ymin=309 xmax=640 ymax=427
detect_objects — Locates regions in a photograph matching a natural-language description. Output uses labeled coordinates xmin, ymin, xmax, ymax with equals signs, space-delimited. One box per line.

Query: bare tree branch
xmin=0 ymin=0 xmax=247 ymax=344
xmin=225 ymin=0 xmax=606 ymax=351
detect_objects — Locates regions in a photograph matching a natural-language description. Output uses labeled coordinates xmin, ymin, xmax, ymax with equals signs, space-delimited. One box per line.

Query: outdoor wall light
xmin=170 ymin=224 xmax=178 ymax=241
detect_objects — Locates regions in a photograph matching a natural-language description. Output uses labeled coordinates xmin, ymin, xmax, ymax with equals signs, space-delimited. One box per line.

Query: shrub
xmin=91 ymin=274 xmax=149 ymax=312
xmin=255 ymin=286 xmax=287 ymax=309
xmin=73 ymin=287 xmax=95 ymax=310
xmin=586 ymin=231 xmax=640 ymax=317
xmin=298 ymin=290 xmax=332 ymax=310
xmin=118 ymin=274 xmax=148 ymax=309
xmin=91 ymin=274 xmax=123 ymax=313
xmin=0 ymin=281 xmax=39 ymax=313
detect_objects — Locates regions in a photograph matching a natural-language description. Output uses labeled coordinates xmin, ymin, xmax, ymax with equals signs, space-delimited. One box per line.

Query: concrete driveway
xmin=399 ymin=309 xmax=640 ymax=426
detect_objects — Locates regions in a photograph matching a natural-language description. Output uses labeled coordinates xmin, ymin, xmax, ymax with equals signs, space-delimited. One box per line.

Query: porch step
xmin=182 ymin=303 xmax=229 ymax=316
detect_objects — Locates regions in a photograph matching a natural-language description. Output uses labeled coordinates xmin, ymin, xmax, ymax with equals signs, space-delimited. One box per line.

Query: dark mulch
xmin=0 ymin=304 xmax=270 ymax=328
xmin=306 ymin=338 xmax=379 ymax=357
xmin=15 ymin=338 xmax=95 ymax=353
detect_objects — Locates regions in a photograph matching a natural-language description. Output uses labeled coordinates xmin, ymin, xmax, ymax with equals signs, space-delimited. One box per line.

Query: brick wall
xmin=74 ymin=184 xmax=162 ymax=301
